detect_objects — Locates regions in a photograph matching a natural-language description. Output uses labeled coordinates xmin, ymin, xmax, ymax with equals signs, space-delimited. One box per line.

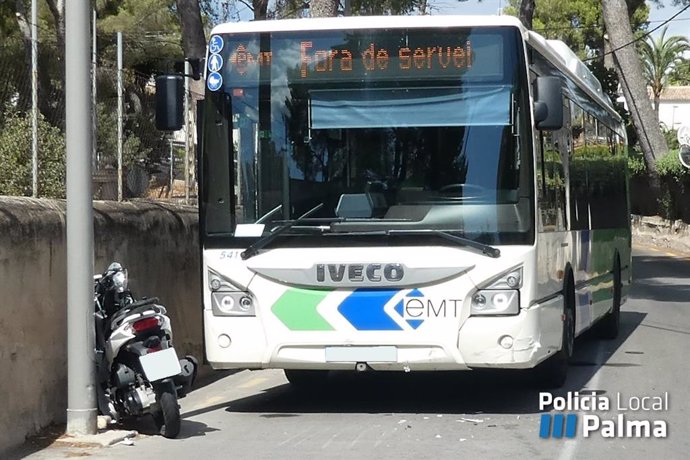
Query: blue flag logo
xmin=540 ymin=414 xmax=578 ymax=438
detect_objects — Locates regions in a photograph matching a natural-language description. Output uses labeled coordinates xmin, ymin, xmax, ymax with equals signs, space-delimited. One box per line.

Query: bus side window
xmin=589 ymin=122 xmax=628 ymax=230
xmin=569 ymin=101 xmax=589 ymax=231
xmin=539 ymin=128 xmax=566 ymax=232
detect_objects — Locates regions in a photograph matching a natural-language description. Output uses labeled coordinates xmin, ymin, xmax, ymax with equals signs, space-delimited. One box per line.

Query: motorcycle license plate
xmin=139 ymin=348 xmax=182 ymax=382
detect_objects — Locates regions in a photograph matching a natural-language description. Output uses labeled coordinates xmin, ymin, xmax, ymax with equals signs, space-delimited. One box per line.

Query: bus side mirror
xmin=534 ymin=76 xmax=563 ymax=131
xmin=155 ymin=75 xmax=184 ymax=131
xmin=679 ymin=144 xmax=690 ymax=169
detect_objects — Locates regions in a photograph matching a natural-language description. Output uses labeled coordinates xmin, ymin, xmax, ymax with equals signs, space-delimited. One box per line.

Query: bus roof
xmin=210 ymin=14 xmax=527 ymax=35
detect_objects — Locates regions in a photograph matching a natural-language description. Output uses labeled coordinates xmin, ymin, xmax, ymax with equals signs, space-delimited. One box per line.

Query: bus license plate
xmin=325 ymin=346 xmax=397 ymax=362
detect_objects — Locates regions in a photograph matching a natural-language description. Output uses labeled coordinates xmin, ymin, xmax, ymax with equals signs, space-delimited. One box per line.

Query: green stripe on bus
xmin=272 ymin=288 xmax=334 ymax=331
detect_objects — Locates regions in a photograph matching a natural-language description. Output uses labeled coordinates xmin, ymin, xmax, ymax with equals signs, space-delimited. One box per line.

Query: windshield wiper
xmin=385 ymin=229 xmax=501 ymax=258
xmin=241 ymin=203 xmax=324 ymax=260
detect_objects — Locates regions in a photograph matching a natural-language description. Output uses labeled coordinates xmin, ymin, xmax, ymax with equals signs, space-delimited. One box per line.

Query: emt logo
xmin=539 ymin=414 xmax=578 ymax=439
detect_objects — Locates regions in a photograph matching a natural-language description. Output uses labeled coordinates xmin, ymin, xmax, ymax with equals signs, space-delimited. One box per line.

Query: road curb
xmin=53 ymin=429 xmax=138 ymax=448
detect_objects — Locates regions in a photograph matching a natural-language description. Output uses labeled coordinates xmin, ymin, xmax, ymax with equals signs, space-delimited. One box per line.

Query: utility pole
xmin=184 ymin=60 xmax=190 ymax=204
xmin=169 ymin=138 xmax=174 ymax=197
xmin=65 ymin=0 xmax=96 ymax=436
xmin=117 ymin=31 xmax=123 ymax=202
xmin=31 ymin=0 xmax=38 ymax=197
xmin=92 ymin=9 xmax=98 ymax=170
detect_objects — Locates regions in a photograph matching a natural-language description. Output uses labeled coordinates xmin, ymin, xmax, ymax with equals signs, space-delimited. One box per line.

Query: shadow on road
xmin=176 ymin=311 xmax=647 ymax=419
xmin=631 ymin=253 xmax=690 ymax=303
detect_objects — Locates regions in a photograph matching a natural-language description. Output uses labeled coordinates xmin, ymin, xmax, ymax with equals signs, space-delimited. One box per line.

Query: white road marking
xmin=558 ymin=344 xmax=606 ymax=460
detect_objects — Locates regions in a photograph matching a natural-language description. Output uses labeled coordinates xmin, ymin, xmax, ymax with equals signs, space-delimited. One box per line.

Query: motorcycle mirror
xmin=107 ymin=262 xmax=123 ymax=272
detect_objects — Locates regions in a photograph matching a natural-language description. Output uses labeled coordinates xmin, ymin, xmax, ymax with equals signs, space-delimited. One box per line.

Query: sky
xmin=429 ymin=0 xmax=690 ymax=40
xmin=228 ymin=1 xmax=690 ymax=40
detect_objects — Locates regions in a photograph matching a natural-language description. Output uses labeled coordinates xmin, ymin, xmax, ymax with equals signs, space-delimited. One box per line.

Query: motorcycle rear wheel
xmin=153 ymin=391 xmax=180 ymax=438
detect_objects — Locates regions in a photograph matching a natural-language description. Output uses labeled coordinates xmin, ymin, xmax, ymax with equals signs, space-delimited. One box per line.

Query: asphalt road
xmin=16 ymin=246 xmax=690 ymax=460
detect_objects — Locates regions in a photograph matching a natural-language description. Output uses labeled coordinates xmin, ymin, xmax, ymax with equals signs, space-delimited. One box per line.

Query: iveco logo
xmin=316 ymin=263 xmax=405 ymax=283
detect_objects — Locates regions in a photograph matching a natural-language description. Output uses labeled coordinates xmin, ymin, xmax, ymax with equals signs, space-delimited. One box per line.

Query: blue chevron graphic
xmin=403 ymin=289 xmax=425 ymax=329
xmin=338 ymin=289 xmax=429 ymax=331
xmin=338 ymin=289 xmax=402 ymax=330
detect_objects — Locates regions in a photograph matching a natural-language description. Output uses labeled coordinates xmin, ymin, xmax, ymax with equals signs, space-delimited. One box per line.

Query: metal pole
xmin=184 ymin=60 xmax=190 ymax=204
xmin=31 ymin=0 xmax=38 ymax=197
xmin=169 ymin=138 xmax=174 ymax=197
xmin=65 ymin=0 xmax=96 ymax=436
xmin=92 ymin=8 xmax=98 ymax=170
xmin=117 ymin=31 xmax=123 ymax=202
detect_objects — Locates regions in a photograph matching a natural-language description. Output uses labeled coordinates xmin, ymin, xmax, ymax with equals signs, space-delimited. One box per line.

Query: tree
xmin=309 ymin=0 xmax=338 ymax=17
xmin=668 ymin=57 xmax=690 ymax=85
xmin=97 ymin=0 xmax=184 ymax=168
xmin=176 ymin=0 xmax=207 ymax=60
xmin=602 ymin=0 xmax=668 ymax=180
xmin=0 ymin=111 xmax=66 ymax=198
xmin=518 ymin=0 xmax=534 ymax=29
xmin=11 ymin=0 xmax=67 ymax=126
xmin=504 ymin=0 xmax=648 ymax=60
xmin=638 ymin=26 xmax=690 ymax=120
xmin=348 ymin=1 xmax=426 ymax=15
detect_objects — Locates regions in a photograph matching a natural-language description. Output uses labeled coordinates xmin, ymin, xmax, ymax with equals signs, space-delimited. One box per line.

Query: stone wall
xmin=0 ymin=197 xmax=202 ymax=454
xmin=631 ymin=214 xmax=690 ymax=254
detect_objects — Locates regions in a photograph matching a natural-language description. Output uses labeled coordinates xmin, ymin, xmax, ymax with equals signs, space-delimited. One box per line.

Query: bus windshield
xmin=201 ymin=26 xmax=534 ymax=245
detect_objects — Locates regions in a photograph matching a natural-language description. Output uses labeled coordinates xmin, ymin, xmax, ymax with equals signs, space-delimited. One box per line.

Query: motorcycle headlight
xmin=112 ymin=269 xmax=128 ymax=292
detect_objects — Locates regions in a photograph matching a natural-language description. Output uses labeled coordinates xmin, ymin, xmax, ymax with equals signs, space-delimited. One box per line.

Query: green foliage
xmin=504 ymin=0 xmax=648 ymax=57
xmin=572 ymin=144 xmax=614 ymax=159
xmin=0 ymin=0 xmax=188 ymax=199
xmin=349 ymin=0 xmax=424 ymax=15
xmin=638 ymin=26 xmax=690 ymax=106
xmin=656 ymin=149 xmax=684 ymax=181
xmin=270 ymin=0 xmax=433 ymax=18
xmin=663 ymin=128 xmax=680 ymax=150
xmin=627 ymin=149 xmax=647 ymax=178
xmin=668 ymin=58 xmax=690 ymax=85
xmin=0 ymin=112 xmax=66 ymax=198
xmin=628 ymin=148 xmax=690 ymax=220
xmin=95 ymin=102 xmax=153 ymax=169
xmin=98 ymin=0 xmax=183 ymax=75
xmin=654 ymin=149 xmax=688 ymax=220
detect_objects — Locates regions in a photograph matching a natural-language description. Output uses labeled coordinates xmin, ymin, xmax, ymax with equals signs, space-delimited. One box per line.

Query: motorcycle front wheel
xmin=153 ymin=390 xmax=180 ymax=438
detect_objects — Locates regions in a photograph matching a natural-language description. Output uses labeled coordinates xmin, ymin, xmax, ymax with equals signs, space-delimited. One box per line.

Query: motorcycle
xmin=94 ymin=262 xmax=197 ymax=438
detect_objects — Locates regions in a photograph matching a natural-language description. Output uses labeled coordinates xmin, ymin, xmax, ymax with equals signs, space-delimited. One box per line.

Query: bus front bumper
xmin=205 ymin=295 xmax=563 ymax=371
xmin=459 ymin=294 xmax=564 ymax=369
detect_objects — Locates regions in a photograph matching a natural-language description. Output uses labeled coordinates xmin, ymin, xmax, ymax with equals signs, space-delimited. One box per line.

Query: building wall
xmin=0 ymin=198 xmax=203 ymax=454
xmin=658 ymin=100 xmax=690 ymax=132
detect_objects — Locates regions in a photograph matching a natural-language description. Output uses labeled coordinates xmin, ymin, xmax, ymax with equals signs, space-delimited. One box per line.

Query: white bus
xmin=195 ymin=15 xmax=631 ymax=388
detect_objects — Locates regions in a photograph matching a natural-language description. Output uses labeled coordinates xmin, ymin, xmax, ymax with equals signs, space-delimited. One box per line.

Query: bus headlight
xmin=485 ymin=267 xmax=523 ymax=290
xmin=212 ymin=291 xmax=256 ymax=316
xmin=471 ymin=290 xmax=519 ymax=315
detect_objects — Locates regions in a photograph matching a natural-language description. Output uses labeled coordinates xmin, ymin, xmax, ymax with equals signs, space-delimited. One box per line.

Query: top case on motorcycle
xmin=109 ymin=304 xmax=162 ymax=332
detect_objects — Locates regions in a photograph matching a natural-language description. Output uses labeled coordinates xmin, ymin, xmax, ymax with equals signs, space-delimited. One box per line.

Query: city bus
xmin=186 ymin=15 xmax=631 ymax=388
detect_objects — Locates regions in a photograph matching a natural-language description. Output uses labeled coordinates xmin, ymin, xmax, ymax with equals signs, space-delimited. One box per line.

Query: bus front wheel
xmin=597 ymin=255 xmax=621 ymax=340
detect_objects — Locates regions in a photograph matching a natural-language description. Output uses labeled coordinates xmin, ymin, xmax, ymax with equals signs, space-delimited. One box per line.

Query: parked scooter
xmin=94 ymin=262 xmax=197 ymax=438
